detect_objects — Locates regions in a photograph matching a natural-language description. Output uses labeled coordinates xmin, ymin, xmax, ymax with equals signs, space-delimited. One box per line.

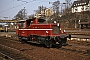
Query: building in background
xmin=71 ymin=0 xmax=90 ymax=13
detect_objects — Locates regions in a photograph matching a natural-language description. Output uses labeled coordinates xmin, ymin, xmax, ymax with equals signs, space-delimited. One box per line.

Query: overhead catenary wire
xmin=0 ymin=0 xmax=54 ymax=13
xmin=0 ymin=0 xmax=36 ymax=18
xmin=0 ymin=1 xmax=33 ymax=14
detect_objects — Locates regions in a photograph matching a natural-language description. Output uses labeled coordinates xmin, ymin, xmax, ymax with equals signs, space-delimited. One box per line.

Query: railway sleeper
xmin=0 ymin=52 xmax=14 ymax=60
xmin=61 ymin=46 xmax=89 ymax=55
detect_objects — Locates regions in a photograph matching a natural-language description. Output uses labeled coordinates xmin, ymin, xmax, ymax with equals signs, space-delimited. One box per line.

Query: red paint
xmin=16 ymin=18 xmax=66 ymax=37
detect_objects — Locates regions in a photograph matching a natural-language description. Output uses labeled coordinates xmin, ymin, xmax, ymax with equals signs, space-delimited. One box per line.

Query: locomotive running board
xmin=27 ymin=41 xmax=40 ymax=44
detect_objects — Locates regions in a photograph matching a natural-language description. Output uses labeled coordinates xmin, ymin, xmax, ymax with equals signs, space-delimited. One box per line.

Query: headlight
xmin=60 ymin=28 xmax=61 ymax=30
xmin=57 ymin=23 xmax=59 ymax=26
xmin=54 ymin=21 xmax=56 ymax=24
xmin=64 ymin=30 xmax=66 ymax=32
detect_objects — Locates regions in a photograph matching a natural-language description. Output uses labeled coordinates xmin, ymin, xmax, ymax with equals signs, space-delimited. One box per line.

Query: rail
xmin=0 ymin=44 xmax=31 ymax=60
xmin=65 ymin=30 xmax=90 ymax=39
xmin=0 ymin=52 xmax=14 ymax=60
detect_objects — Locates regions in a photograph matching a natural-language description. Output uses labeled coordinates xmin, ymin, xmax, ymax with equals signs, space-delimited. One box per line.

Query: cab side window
xmin=19 ymin=22 xmax=25 ymax=28
xmin=26 ymin=20 xmax=31 ymax=27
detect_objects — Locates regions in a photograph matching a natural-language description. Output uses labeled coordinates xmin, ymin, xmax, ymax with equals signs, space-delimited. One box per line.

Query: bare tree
xmin=14 ymin=7 xmax=27 ymax=20
xmin=35 ymin=5 xmax=46 ymax=14
xmin=52 ymin=0 xmax=60 ymax=21
xmin=65 ymin=0 xmax=72 ymax=9
xmin=28 ymin=14 xmax=34 ymax=19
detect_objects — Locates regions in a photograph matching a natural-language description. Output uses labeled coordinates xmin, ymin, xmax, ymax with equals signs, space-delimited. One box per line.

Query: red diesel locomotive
xmin=16 ymin=18 xmax=71 ymax=47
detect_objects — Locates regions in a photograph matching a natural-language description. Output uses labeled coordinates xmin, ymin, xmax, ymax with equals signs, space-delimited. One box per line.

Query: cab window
xmin=19 ymin=22 xmax=25 ymax=28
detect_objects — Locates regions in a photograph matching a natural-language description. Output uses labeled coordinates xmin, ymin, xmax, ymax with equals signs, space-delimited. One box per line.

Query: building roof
xmin=71 ymin=0 xmax=89 ymax=7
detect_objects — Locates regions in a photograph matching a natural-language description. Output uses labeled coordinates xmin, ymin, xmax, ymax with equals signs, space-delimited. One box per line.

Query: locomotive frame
xmin=16 ymin=18 xmax=71 ymax=47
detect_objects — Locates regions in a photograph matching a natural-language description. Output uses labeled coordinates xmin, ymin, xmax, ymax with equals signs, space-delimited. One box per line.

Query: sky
xmin=0 ymin=0 xmax=75 ymax=20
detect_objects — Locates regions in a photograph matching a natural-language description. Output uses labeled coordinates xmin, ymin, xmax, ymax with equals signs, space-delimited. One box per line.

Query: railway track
xmin=0 ymin=36 xmax=90 ymax=60
xmin=66 ymin=31 xmax=90 ymax=35
xmin=66 ymin=29 xmax=90 ymax=39
xmin=0 ymin=51 xmax=14 ymax=60
xmin=0 ymin=44 xmax=31 ymax=60
xmin=61 ymin=45 xmax=90 ymax=55
xmin=0 ymin=36 xmax=33 ymax=60
xmin=1 ymin=36 xmax=90 ymax=55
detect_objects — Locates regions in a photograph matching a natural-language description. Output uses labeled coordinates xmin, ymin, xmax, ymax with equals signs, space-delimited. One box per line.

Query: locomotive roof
xmin=27 ymin=18 xmax=46 ymax=22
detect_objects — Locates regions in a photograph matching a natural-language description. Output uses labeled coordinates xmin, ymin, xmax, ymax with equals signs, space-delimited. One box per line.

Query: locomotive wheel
xmin=45 ymin=40 xmax=52 ymax=48
xmin=56 ymin=44 xmax=62 ymax=48
xmin=55 ymin=41 xmax=62 ymax=48
xmin=19 ymin=39 xmax=22 ymax=42
xmin=19 ymin=39 xmax=26 ymax=44
xmin=61 ymin=38 xmax=67 ymax=46
xmin=18 ymin=36 xmax=22 ymax=42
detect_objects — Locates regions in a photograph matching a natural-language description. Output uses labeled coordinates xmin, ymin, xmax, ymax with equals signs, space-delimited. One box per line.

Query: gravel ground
xmin=0 ymin=36 xmax=90 ymax=60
